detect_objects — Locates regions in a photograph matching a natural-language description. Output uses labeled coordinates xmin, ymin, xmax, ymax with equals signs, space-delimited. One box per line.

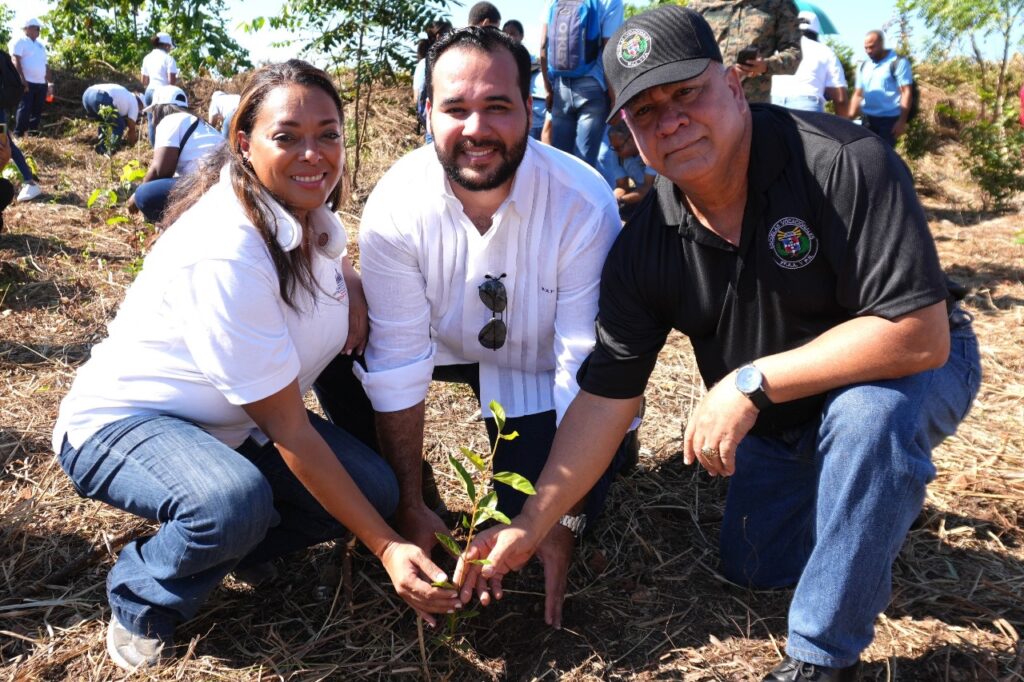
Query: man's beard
xmin=436 ymin=130 xmax=528 ymax=192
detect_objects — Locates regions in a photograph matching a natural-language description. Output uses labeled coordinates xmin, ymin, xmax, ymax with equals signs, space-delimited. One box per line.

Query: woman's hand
xmin=378 ymin=539 xmax=462 ymax=627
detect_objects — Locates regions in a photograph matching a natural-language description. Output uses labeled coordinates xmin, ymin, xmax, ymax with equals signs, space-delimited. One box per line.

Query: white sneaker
xmin=106 ymin=613 xmax=166 ymax=671
xmin=16 ymin=183 xmax=41 ymax=202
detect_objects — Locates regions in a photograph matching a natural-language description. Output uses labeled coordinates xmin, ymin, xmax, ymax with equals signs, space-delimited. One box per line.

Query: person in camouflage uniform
xmin=688 ymin=0 xmax=802 ymax=103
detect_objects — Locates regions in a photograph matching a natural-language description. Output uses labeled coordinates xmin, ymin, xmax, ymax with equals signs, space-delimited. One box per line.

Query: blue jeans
xmin=14 ymin=82 xmax=47 ymax=135
xmin=773 ymin=94 xmax=824 ymax=113
xmin=82 ymin=89 xmax=125 ymax=154
xmin=0 ymin=110 xmax=34 ymax=181
xmin=57 ymin=412 xmax=398 ymax=640
xmin=133 ymin=178 xmax=177 ymax=223
xmin=144 ymin=87 xmax=156 ymax=146
xmin=863 ymin=114 xmax=899 ymax=148
xmin=549 ymin=76 xmax=609 ymax=170
xmin=719 ymin=322 xmax=981 ymax=667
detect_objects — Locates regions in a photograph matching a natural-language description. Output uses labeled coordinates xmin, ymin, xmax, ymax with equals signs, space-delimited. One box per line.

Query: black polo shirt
xmin=578 ymin=105 xmax=949 ymax=434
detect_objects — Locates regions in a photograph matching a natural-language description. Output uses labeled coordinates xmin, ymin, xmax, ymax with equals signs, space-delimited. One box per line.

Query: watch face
xmin=736 ymin=365 xmax=762 ymax=393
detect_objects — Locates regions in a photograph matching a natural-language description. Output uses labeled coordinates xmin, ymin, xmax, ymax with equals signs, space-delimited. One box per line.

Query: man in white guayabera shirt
xmin=314 ymin=25 xmax=637 ymax=630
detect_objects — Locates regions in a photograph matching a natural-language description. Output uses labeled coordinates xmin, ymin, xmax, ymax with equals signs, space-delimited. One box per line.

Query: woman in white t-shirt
xmin=54 ymin=60 xmax=461 ymax=671
xmin=140 ymin=32 xmax=179 ymax=144
xmin=127 ymin=85 xmax=223 ymax=223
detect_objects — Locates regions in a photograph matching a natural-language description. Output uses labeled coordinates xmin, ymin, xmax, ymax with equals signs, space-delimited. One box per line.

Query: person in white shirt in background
xmin=8 ymin=17 xmax=49 ymax=202
xmin=770 ymin=11 xmax=848 ymax=115
xmin=314 ymin=25 xmax=638 ymax=630
xmin=209 ymin=89 xmax=241 ymax=136
xmin=82 ymin=84 xmax=144 ymax=154
xmin=140 ymin=32 xmax=179 ymax=144
xmin=127 ymin=85 xmax=223 ymax=223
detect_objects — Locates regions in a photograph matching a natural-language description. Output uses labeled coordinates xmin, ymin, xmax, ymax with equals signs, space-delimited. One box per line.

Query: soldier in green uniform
xmin=688 ymin=0 xmax=802 ymax=102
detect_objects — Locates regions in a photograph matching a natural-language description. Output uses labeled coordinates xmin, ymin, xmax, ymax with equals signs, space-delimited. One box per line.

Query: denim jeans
xmin=863 ymin=114 xmax=899 ymax=148
xmin=82 ymin=89 xmax=125 ymax=154
xmin=144 ymin=87 xmax=156 ymax=146
xmin=772 ymin=94 xmax=825 ymax=113
xmin=14 ymin=82 xmax=47 ymax=135
xmin=57 ymin=412 xmax=398 ymax=640
xmin=549 ymin=76 xmax=609 ymax=170
xmin=0 ymin=110 xmax=34 ymax=181
xmin=133 ymin=178 xmax=177 ymax=223
xmin=719 ymin=322 xmax=981 ymax=667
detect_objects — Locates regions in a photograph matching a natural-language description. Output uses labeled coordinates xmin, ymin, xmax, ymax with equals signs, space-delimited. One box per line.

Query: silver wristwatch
xmin=558 ymin=513 xmax=587 ymax=538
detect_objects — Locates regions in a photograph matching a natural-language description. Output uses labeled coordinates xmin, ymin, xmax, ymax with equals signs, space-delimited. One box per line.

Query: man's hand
xmin=893 ymin=118 xmax=907 ymax=138
xmin=378 ymin=540 xmax=462 ymax=627
xmin=682 ymin=370 xmax=759 ymax=477
xmin=343 ymin=291 xmax=368 ymax=355
xmin=733 ymin=56 xmax=768 ymax=80
xmin=395 ymin=502 xmax=448 ymax=554
xmin=126 ymin=193 xmax=140 ymax=214
xmin=454 ymin=520 xmax=541 ymax=607
xmin=535 ymin=524 xmax=575 ymax=629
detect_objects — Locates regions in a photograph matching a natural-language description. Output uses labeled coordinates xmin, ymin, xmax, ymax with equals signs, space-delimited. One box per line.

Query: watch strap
xmin=558 ymin=513 xmax=587 ymax=538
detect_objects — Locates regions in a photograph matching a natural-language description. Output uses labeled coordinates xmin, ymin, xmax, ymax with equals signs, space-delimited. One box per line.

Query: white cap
xmin=24 ymin=17 xmax=43 ymax=29
xmin=798 ymin=11 xmax=822 ymax=35
xmin=143 ymin=85 xmax=188 ymax=111
xmin=155 ymin=32 xmax=174 ymax=47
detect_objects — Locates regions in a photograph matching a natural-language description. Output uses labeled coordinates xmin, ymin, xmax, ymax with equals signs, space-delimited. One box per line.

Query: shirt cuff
xmin=355 ymin=345 xmax=436 ymax=413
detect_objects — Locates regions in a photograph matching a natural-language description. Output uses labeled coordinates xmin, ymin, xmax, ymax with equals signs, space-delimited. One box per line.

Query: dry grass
xmin=1 ymin=85 xmax=1022 ymax=681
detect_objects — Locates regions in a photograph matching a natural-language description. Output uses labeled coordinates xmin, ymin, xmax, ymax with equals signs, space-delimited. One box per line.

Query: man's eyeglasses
xmin=478 ymin=273 xmax=507 ymax=350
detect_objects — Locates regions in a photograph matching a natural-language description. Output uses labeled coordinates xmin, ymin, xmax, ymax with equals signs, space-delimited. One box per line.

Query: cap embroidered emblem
xmin=768 ymin=217 xmax=818 ymax=269
xmin=617 ymin=28 xmax=653 ymax=68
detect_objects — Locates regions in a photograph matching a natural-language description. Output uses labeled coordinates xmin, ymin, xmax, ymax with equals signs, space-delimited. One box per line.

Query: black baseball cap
xmin=602 ymin=5 xmax=722 ymax=122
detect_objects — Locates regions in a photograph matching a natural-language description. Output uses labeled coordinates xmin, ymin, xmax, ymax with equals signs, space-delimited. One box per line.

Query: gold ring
xmin=700 ymin=446 xmax=720 ymax=458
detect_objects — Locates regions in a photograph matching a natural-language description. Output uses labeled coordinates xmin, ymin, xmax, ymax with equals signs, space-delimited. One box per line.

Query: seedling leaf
xmin=499 ymin=430 xmax=519 ymax=441
xmin=431 ymin=579 xmax=457 ymax=589
xmin=447 ymin=453 xmax=476 ymax=501
xmin=106 ymin=216 xmax=129 ymax=225
xmin=434 ymin=532 xmax=462 ymax=558
xmin=479 ymin=491 xmax=498 ymax=510
xmin=494 ymin=471 xmax=537 ymax=495
xmin=459 ymin=446 xmax=487 ymax=472
xmin=469 ymin=559 xmax=492 ymax=566
xmin=489 ymin=399 xmax=506 ymax=431
xmin=86 ymin=188 xmax=103 ymax=208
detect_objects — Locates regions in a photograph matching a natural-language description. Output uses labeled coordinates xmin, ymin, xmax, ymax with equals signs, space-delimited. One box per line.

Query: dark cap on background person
xmin=602 ymin=5 xmax=722 ymax=121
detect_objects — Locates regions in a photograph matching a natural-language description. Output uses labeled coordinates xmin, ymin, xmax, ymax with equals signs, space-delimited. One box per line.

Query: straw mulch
xmin=1 ymin=86 xmax=1021 ymax=681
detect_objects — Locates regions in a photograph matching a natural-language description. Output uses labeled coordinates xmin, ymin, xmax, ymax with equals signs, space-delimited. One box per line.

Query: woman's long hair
xmin=161 ymin=60 xmax=350 ymax=310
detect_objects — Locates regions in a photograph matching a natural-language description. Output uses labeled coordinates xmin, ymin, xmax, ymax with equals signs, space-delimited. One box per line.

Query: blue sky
xmin=4 ymin=0 xmax=959 ymax=65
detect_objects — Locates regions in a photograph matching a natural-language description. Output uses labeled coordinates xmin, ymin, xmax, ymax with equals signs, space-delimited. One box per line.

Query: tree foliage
xmin=0 ymin=3 xmax=13 ymax=49
xmin=247 ymin=0 xmax=454 ymax=188
xmin=43 ymin=0 xmax=251 ymax=78
xmin=624 ymin=0 xmax=683 ymax=20
xmin=897 ymin=0 xmax=1024 ymax=121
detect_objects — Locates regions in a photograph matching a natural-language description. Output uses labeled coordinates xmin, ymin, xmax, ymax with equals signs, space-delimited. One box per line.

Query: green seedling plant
xmin=432 ymin=399 xmax=536 ymax=641
xmin=87 ymin=159 xmax=146 ymax=223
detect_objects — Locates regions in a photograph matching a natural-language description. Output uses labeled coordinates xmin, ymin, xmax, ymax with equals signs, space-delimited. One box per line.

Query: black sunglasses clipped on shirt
xmin=478 ymin=273 xmax=507 ymax=350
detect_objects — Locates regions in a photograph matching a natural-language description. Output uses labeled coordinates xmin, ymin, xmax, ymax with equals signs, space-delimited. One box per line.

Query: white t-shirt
xmin=10 ymin=36 xmax=47 ymax=84
xmin=771 ymin=36 xmax=847 ymax=100
xmin=355 ymin=139 xmax=620 ymax=423
xmin=154 ymin=112 xmax=225 ymax=175
xmin=209 ymin=91 xmax=241 ymax=123
xmin=84 ymin=84 xmax=140 ymax=120
xmin=141 ymin=48 xmax=179 ymax=89
xmin=53 ymin=167 xmax=352 ymax=452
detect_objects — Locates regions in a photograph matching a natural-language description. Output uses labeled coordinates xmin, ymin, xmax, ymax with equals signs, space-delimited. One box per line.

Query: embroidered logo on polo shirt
xmin=768 ymin=217 xmax=818 ymax=270
xmin=333 ymin=270 xmax=348 ymax=301
xmin=617 ymin=28 xmax=652 ymax=68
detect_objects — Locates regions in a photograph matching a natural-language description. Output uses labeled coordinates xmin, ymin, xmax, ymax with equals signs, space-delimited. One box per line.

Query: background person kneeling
xmin=128 ymin=85 xmax=222 ymax=224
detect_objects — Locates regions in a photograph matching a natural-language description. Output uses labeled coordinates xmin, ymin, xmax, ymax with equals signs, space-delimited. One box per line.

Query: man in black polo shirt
xmin=456 ymin=6 xmax=981 ymax=681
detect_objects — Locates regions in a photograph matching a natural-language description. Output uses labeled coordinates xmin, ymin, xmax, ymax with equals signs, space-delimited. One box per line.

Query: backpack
xmin=889 ymin=57 xmax=920 ymax=121
xmin=546 ymin=0 xmax=602 ymax=79
xmin=0 ymin=51 xmax=23 ymax=112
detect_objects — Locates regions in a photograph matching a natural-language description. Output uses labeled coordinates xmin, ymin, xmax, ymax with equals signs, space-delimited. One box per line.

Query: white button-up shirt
xmin=355 ymin=138 xmax=620 ymax=423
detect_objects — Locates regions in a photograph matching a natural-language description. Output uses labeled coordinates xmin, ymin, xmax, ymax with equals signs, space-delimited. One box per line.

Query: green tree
xmin=0 ymin=3 xmax=13 ymax=48
xmin=897 ymin=0 xmax=1024 ymax=121
xmin=43 ymin=0 xmax=251 ymax=78
xmin=624 ymin=0 xmax=683 ymax=20
xmin=248 ymin=0 xmax=454 ymax=188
